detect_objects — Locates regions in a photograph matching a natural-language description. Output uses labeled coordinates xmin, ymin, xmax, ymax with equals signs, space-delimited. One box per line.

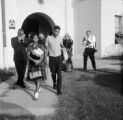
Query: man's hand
xmin=44 ymin=60 xmax=48 ymax=67
xmin=82 ymin=40 xmax=87 ymax=45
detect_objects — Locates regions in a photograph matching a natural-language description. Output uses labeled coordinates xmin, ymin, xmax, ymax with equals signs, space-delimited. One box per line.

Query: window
xmin=115 ymin=15 xmax=123 ymax=44
xmin=115 ymin=15 xmax=122 ymax=33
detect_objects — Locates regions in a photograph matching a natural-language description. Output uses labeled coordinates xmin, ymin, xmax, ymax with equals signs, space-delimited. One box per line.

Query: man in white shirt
xmin=45 ymin=26 xmax=63 ymax=95
xmin=82 ymin=30 xmax=96 ymax=70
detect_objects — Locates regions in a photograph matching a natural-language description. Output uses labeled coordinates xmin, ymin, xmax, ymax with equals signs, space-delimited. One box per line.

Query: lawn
xmin=52 ymin=68 xmax=123 ymax=120
xmin=0 ymin=68 xmax=15 ymax=84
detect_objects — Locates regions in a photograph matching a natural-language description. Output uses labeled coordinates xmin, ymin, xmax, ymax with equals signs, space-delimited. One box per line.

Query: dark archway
xmin=21 ymin=12 xmax=55 ymax=37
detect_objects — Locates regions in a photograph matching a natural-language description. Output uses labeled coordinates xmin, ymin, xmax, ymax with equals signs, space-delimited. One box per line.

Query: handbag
xmin=62 ymin=61 xmax=68 ymax=72
xmin=29 ymin=70 xmax=42 ymax=80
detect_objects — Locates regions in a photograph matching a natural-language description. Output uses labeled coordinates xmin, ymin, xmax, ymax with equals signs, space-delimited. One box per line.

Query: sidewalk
xmin=0 ymin=69 xmax=58 ymax=117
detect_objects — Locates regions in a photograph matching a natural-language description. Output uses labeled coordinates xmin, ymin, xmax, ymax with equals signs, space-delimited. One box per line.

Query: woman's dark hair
xmin=86 ymin=30 xmax=91 ymax=33
xmin=32 ymin=33 xmax=39 ymax=39
xmin=17 ymin=29 xmax=24 ymax=36
xmin=53 ymin=25 xmax=60 ymax=30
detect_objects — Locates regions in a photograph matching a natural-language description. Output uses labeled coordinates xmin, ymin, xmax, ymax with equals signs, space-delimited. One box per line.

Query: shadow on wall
xmin=72 ymin=0 xmax=101 ymax=57
xmin=72 ymin=0 xmax=84 ymax=56
xmin=0 ymin=68 xmax=16 ymax=83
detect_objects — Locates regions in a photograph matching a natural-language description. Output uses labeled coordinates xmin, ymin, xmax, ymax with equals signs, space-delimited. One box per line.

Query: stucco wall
xmin=101 ymin=0 xmax=123 ymax=57
xmin=3 ymin=0 xmax=66 ymax=68
xmin=73 ymin=0 xmax=101 ymax=58
xmin=65 ymin=0 xmax=74 ymax=38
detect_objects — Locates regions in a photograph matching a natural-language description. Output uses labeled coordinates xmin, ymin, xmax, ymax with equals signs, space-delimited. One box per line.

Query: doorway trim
xmin=21 ymin=12 xmax=55 ymax=35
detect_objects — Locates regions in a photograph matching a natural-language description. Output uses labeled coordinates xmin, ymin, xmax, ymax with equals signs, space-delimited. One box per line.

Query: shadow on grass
xmin=50 ymin=66 xmax=123 ymax=120
xmin=75 ymin=68 xmax=122 ymax=95
xmin=0 ymin=100 xmax=35 ymax=120
xmin=0 ymin=68 xmax=16 ymax=83
xmin=100 ymin=56 xmax=121 ymax=60
xmin=93 ymin=69 xmax=122 ymax=94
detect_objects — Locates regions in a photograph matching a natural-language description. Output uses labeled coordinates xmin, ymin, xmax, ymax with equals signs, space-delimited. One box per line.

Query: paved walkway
xmin=0 ymin=69 xmax=58 ymax=117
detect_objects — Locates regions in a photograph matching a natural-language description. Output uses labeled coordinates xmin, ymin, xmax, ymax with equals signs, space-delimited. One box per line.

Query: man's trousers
xmin=49 ymin=55 xmax=62 ymax=93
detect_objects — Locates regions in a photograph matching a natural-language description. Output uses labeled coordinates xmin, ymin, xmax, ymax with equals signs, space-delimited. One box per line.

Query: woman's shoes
xmin=34 ymin=87 xmax=42 ymax=100
xmin=34 ymin=92 xmax=39 ymax=100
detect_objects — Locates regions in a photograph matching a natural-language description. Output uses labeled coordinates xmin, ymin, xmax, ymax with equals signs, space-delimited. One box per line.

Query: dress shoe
xmin=53 ymin=84 xmax=57 ymax=90
xmin=19 ymin=83 xmax=27 ymax=88
xmin=34 ymin=92 xmax=39 ymax=100
xmin=57 ymin=91 xmax=62 ymax=95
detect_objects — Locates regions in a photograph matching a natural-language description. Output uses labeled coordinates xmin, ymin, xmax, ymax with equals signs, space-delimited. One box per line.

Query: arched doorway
xmin=21 ymin=12 xmax=55 ymax=37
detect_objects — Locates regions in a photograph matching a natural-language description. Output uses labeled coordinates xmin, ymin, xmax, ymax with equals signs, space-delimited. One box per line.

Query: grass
xmin=52 ymin=68 xmax=123 ymax=120
xmin=0 ymin=68 xmax=15 ymax=83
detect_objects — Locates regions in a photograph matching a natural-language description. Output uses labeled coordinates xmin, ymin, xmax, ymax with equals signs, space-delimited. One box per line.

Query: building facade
xmin=0 ymin=0 xmax=123 ymax=68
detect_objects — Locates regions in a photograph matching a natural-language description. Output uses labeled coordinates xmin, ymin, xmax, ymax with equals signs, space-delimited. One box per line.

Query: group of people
xmin=11 ymin=25 xmax=96 ymax=100
xmin=11 ymin=26 xmax=73 ymax=100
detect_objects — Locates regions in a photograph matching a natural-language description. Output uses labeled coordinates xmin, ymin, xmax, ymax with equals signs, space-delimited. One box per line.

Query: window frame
xmin=115 ymin=15 xmax=123 ymax=33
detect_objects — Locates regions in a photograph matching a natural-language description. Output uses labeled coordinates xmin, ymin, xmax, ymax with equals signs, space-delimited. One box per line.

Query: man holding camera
xmin=82 ymin=30 xmax=97 ymax=71
xmin=11 ymin=29 xmax=28 ymax=88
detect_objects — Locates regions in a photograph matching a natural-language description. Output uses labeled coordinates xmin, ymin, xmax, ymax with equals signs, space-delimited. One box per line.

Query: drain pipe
xmin=1 ymin=0 xmax=6 ymax=68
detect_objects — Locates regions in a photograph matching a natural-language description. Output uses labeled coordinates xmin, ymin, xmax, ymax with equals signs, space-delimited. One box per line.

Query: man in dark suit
xmin=11 ymin=29 xmax=28 ymax=88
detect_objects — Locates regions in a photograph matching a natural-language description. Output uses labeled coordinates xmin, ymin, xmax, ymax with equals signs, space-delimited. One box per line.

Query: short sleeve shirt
xmin=84 ymin=35 xmax=96 ymax=48
xmin=46 ymin=35 xmax=63 ymax=57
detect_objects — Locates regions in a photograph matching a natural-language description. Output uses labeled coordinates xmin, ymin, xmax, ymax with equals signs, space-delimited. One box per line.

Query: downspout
xmin=1 ymin=0 xmax=6 ymax=68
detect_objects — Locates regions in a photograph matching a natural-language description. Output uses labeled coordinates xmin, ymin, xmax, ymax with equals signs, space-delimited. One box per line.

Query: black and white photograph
xmin=0 ymin=0 xmax=123 ymax=120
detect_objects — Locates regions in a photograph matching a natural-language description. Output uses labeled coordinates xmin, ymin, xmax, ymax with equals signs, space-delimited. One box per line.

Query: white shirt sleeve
xmin=45 ymin=36 xmax=49 ymax=49
xmin=60 ymin=36 xmax=64 ymax=47
xmin=83 ymin=35 xmax=96 ymax=48
xmin=91 ymin=36 xmax=96 ymax=43
xmin=90 ymin=36 xmax=96 ymax=48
